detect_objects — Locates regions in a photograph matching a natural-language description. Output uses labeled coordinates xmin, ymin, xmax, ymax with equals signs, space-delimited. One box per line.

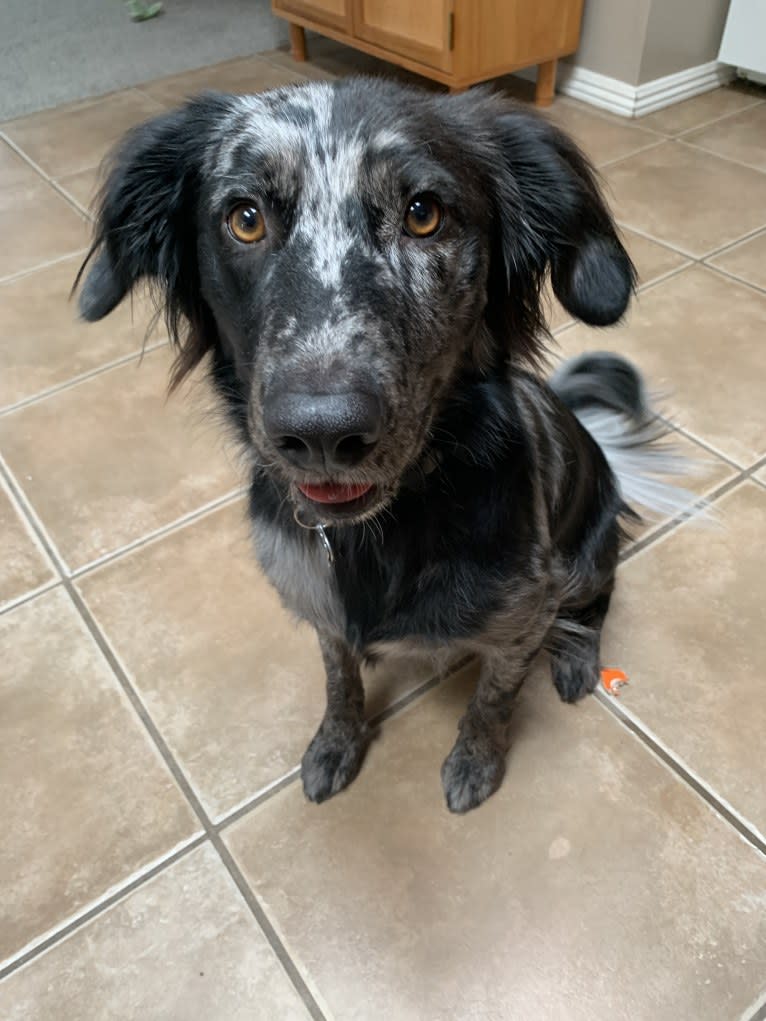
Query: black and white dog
xmin=78 ymin=78 xmax=686 ymax=812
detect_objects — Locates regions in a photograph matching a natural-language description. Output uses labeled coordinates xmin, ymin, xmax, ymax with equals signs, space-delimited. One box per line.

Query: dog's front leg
xmin=301 ymin=632 xmax=369 ymax=803
xmin=441 ymin=635 xmax=548 ymax=814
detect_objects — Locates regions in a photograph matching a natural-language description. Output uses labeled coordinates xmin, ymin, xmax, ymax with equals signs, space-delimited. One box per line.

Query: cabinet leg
xmin=535 ymin=59 xmax=557 ymax=107
xmin=289 ymin=23 xmax=307 ymax=62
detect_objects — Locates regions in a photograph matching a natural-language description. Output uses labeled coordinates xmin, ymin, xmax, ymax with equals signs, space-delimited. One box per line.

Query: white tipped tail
xmin=550 ymin=352 xmax=711 ymax=522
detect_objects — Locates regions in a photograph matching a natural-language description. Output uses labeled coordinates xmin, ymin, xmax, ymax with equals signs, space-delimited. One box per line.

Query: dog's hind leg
xmin=549 ymin=588 xmax=613 ymax=704
xmin=301 ymin=632 xmax=370 ymax=803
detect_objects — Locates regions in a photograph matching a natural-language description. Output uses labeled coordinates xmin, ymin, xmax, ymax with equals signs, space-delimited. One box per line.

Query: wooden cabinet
xmin=272 ymin=0 xmax=585 ymax=105
xmin=352 ymin=0 xmax=452 ymax=72
xmin=277 ymin=0 xmax=350 ymax=33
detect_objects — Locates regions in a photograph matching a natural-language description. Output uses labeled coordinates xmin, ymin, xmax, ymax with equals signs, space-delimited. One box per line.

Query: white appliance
xmin=718 ymin=0 xmax=766 ymax=83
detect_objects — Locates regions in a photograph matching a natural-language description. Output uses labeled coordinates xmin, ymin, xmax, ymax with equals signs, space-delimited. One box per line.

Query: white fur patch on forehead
xmin=297 ymin=133 xmax=365 ymax=288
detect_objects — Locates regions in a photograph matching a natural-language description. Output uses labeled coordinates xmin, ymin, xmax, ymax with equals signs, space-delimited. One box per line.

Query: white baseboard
xmin=554 ymin=60 xmax=736 ymax=118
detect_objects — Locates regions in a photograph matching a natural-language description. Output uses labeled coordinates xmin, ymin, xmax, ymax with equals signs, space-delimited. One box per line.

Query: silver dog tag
xmin=315 ymin=524 xmax=334 ymax=565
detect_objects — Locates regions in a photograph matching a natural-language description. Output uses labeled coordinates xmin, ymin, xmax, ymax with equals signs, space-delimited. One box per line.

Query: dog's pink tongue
xmin=298 ymin=482 xmax=373 ymax=505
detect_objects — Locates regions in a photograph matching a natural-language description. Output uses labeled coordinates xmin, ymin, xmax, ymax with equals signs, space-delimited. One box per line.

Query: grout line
xmin=667 ymin=422 xmax=745 ymax=471
xmin=596 ymin=139 xmax=666 ymax=171
xmin=70 ymin=486 xmax=246 ymax=578
xmin=632 ymin=260 xmax=695 ymax=295
xmin=634 ymin=259 xmax=694 ymax=291
xmin=593 ymin=691 xmax=766 ymax=860
xmin=0 ymin=340 xmax=168 ymax=419
xmin=216 ymin=768 xmax=303 ymax=832
xmin=206 ymin=834 xmax=326 ymax=1021
xmin=0 ymin=454 xmax=71 ymax=580
xmin=743 ymin=988 xmax=766 ymax=1021
xmin=0 ymin=248 xmax=90 ymax=287
xmin=669 ymin=94 xmax=766 ymax=139
xmin=613 ymin=220 xmax=697 ymax=260
xmin=0 ymin=579 xmax=60 ymax=618
xmin=620 ymin=469 xmax=750 ymax=563
xmin=0 ymin=835 xmax=208 ymax=981
xmin=677 ymin=136 xmax=766 ymax=176
xmin=700 ymin=262 xmax=766 ymax=299
xmin=0 ymin=131 xmax=93 ymax=221
xmin=701 ymin=222 xmax=766 ymax=261
xmin=702 ymin=225 xmax=766 ymax=261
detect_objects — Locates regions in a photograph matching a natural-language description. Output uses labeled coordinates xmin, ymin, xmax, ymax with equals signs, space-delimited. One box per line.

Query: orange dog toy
xmin=601 ymin=668 xmax=629 ymax=695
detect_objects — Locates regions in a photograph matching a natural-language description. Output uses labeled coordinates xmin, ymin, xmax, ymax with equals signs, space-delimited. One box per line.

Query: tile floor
xmin=1 ymin=43 xmax=765 ymax=1021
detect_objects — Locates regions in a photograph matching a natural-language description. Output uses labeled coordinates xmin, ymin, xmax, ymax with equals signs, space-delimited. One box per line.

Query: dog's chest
xmin=252 ymin=520 xmax=346 ymax=637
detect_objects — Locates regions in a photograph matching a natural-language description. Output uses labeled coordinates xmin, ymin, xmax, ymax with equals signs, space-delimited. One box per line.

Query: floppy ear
xmin=77 ymin=94 xmax=229 ymax=387
xmin=482 ymin=103 xmax=635 ymax=362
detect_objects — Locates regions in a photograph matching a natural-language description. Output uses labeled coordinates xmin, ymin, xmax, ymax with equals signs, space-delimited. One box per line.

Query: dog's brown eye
xmin=403 ymin=194 xmax=442 ymax=238
xmin=227 ymin=203 xmax=266 ymax=243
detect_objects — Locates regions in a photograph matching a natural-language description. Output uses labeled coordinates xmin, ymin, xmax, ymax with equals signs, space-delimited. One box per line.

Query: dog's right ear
xmin=76 ymin=93 xmax=231 ymax=385
xmin=78 ymin=104 xmax=199 ymax=321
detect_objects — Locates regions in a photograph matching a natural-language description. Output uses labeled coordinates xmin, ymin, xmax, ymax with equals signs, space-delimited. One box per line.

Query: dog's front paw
xmin=301 ymin=718 xmax=369 ymax=804
xmin=441 ymin=737 xmax=506 ymax=814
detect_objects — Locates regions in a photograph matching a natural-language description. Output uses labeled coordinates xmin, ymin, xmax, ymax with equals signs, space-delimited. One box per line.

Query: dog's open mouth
xmin=297 ymin=481 xmax=377 ymax=518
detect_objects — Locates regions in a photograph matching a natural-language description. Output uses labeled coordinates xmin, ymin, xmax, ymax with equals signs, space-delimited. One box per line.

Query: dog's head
xmin=78 ymin=78 xmax=633 ymax=523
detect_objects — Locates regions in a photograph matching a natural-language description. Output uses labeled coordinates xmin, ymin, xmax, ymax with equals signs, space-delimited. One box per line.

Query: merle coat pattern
xmin=78 ymin=78 xmax=675 ymax=813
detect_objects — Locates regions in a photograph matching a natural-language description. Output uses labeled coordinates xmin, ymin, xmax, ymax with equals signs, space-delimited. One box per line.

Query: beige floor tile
xmin=547 ymin=98 xmax=662 ymax=167
xmin=557 ymin=266 xmax=766 ymax=464
xmin=0 ymin=139 xmax=40 ymax=190
xmin=707 ymin=229 xmax=766 ymax=291
xmin=226 ymin=660 xmax=766 ymax=1021
xmin=54 ymin=167 xmax=101 ymax=215
xmin=0 ymin=255 xmax=162 ymax=410
xmin=683 ymin=103 xmax=766 ymax=173
xmin=0 ymin=588 xmax=199 ymax=966
xmin=0 ymin=844 xmax=311 ymax=1021
xmin=604 ymin=140 xmax=766 ymax=256
xmin=637 ymin=85 xmax=764 ymax=136
xmin=1 ymin=90 xmax=164 ymax=179
xmin=139 ymin=55 xmax=310 ymax=107
xmin=0 ymin=476 xmax=55 ymax=610
xmin=78 ymin=500 xmax=445 ymax=820
xmin=603 ymin=482 xmax=766 ymax=835
xmin=0 ymin=179 xmax=89 ymax=281
xmin=0 ymin=348 xmax=241 ymax=569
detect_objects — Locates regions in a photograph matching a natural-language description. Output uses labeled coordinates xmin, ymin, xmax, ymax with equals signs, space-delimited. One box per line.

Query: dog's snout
xmin=264 ymin=391 xmax=383 ymax=472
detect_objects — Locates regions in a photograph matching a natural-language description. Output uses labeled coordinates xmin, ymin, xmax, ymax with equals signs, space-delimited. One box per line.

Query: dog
xmin=77 ymin=77 xmax=689 ymax=813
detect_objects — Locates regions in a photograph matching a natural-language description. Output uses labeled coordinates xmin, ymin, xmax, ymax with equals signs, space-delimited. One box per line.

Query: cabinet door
xmin=274 ymin=0 xmax=351 ymax=33
xmin=351 ymin=0 xmax=453 ymax=70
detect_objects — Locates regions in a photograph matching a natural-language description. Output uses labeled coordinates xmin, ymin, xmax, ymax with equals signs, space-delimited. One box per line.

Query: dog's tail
xmin=549 ymin=351 xmax=703 ymax=520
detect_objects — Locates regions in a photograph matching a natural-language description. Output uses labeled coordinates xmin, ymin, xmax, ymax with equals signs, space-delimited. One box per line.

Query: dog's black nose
xmin=264 ymin=391 xmax=382 ymax=472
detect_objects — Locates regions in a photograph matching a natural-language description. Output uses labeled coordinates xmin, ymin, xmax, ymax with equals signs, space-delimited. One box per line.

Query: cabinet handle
xmin=448 ymin=10 xmax=455 ymax=50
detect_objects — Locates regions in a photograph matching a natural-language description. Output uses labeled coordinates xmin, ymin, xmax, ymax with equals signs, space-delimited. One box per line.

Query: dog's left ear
xmin=488 ymin=105 xmax=635 ymax=338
